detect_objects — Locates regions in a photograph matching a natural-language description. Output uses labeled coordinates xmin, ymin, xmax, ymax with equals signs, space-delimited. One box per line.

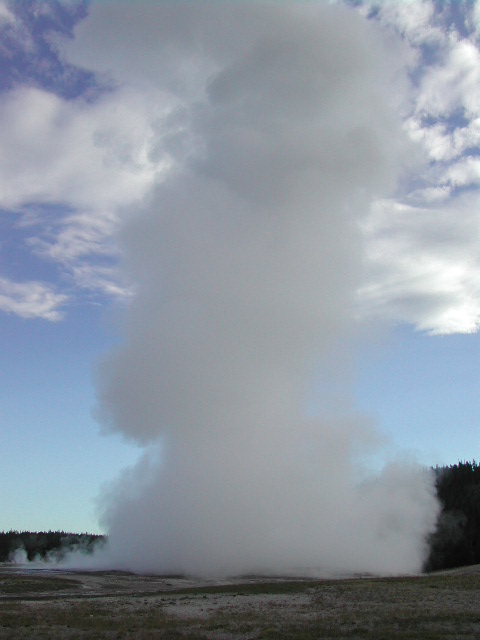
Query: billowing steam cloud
xmin=75 ymin=3 xmax=438 ymax=576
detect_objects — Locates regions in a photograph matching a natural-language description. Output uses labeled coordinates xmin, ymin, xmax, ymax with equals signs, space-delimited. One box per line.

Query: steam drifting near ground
xmin=62 ymin=3 xmax=440 ymax=576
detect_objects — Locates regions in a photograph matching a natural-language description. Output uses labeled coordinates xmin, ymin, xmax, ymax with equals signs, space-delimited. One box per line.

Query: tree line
xmin=424 ymin=460 xmax=480 ymax=571
xmin=1 ymin=461 xmax=479 ymax=572
xmin=0 ymin=530 xmax=105 ymax=563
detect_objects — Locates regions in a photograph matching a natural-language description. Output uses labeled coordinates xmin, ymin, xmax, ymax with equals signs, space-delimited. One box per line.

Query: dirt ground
xmin=1 ymin=564 xmax=479 ymax=638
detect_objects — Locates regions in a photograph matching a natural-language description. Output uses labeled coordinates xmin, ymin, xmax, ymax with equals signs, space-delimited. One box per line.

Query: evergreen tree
xmin=425 ymin=461 xmax=480 ymax=571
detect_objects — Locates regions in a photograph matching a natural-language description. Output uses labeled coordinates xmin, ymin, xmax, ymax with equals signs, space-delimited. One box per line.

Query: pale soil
xmin=1 ymin=564 xmax=479 ymax=638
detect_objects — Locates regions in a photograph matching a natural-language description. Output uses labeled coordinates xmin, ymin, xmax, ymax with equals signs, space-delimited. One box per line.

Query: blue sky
xmin=0 ymin=0 xmax=479 ymax=537
xmin=354 ymin=325 xmax=479 ymax=465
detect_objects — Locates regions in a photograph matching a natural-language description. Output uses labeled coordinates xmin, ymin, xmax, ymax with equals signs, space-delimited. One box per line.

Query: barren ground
xmin=1 ymin=564 xmax=479 ymax=638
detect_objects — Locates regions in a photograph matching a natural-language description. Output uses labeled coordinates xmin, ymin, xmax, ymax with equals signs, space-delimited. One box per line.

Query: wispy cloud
xmin=0 ymin=87 xmax=167 ymax=211
xmin=27 ymin=210 xmax=119 ymax=262
xmin=0 ymin=276 xmax=67 ymax=321
xmin=356 ymin=0 xmax=480 ymax=335
xmin=0 ymin=2 xmax=16 ymax=28
xmin=0 ymin=85 xmax=172 ymax=314
xmin=0 ymin=0 xmax=32 ymax=55
xmin=358 ymin=194 xmax=480 ymax=334
xmin=70 ymin=264 xmax=134 ymax=300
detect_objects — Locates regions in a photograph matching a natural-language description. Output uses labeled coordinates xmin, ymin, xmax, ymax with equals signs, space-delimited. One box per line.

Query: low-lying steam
xmin=76 ymin=3 xmax=438 ymax=576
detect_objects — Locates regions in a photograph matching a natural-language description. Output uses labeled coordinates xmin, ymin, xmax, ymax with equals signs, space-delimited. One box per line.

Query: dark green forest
xmin=0 ymin=531 xmax=105 ymax=563
xmin=424 ymin=460 xmax=480 ymax=571
xmin=1 ymin=461 xmax=479 ymax=572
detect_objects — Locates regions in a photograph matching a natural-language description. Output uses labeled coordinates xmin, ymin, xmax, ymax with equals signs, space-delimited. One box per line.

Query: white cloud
xmin=0 ymin=85 xmax=175 ymax=305
xmin=441 ymin=156 xmax=480 ymax=189
xmin=0 ymin=86 xmax=170 ymax=212
xmin=0 ymin=276 xmax=68 ymax=321
xmin=359 ymin=195 xmax=480 ymax=335
xmin=0 ymin=1 xmax=33 ymax=57
xmin=28 ymin=209 xmax=120 ymax=263
xmin=473 ymin=1 xmax=480 ymax=38
xmin=0 ymin=2 xmax=15 ymax=27
xmin=453 ymin=117 xmax=480 ymax=155
xmin=406 ymin=116 xmax=480 ymax=163
xmin=405 ymin=119 xmax=455 ymax=161
xmin=416 ymin=37 xmax=480 ymax=118
xmin=370 ymin=0 xmax=446 ymax=47
xmin=408 ymin=186 xmax=452 ymax=203
xmin=24 ymin=209 xmax=134 ymax=300
xmin=353 ymin=1 xmax=479 ymax=336
xmin=70 ymin=264 xmax=133 ymax=299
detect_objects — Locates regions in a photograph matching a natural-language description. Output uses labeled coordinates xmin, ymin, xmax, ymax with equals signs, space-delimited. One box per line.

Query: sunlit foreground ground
xmin=1 ymin=565 xmax=479 ymax=639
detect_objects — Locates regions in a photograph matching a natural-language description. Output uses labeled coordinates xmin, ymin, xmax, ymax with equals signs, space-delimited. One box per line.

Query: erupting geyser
xmin=68 ymin=2 xmax=439 ymax=576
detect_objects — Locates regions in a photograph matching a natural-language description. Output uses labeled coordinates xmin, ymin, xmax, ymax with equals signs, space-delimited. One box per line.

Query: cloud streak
xmin=0 ymin=276 xmax=67 ymax=321
xmin=0 ymin=84 xmax=172 ymax=306
xmin=358 ymin=193 xmax=480 ymax=334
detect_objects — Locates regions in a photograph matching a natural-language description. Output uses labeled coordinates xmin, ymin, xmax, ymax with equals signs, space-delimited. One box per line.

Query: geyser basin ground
xmin=1 ymin=565 xmax=479 ymax=638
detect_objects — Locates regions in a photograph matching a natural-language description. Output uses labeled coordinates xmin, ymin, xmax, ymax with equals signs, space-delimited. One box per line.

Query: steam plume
xmin=86 ymin=3 xmax=438 ymax=576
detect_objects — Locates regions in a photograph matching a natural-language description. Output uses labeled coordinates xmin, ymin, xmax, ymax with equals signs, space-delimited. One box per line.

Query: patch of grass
xmin=0 ymin=575 xmax=81 ymax=594
xmin=422 ymin=573 xmax=480 ymax=590
xmin=167 ymin=579 xmax=315 ymax=597
xmin=0 ymin=600 xmax=192 ymax=639
xmin=1 ymin=570 xmax=479 ymax=639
